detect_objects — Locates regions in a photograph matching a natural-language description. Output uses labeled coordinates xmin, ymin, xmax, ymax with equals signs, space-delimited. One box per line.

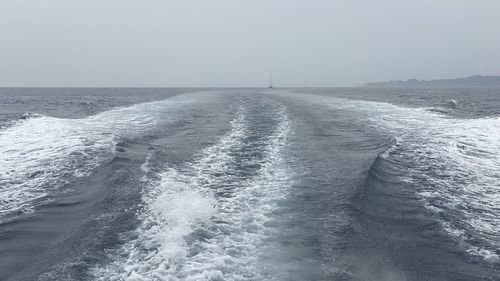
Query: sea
xmin=0 ymin=87 xmax=499 ymax=281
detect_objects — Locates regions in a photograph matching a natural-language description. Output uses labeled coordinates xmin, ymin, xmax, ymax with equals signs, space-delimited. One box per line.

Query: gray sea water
xmin=0 ymin=88 xmax=499 ymax=281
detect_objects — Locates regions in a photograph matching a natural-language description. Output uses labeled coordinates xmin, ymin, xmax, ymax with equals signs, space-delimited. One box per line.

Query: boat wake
xmin=0 ymin=98 xmax=193 ymax=224
xmin=276 ymin=92 xmax=500 ymax=264
xmin=93 ymin=104 xmax=293 ymax=280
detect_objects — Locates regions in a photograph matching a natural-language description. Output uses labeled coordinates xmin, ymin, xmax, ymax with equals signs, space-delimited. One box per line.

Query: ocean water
xmin=0 ymin=87 xmax=499 ymax=281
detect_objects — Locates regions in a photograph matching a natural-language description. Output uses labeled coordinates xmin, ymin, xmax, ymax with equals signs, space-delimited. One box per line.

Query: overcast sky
xmin=1 ymin=0 xmax=499 ymax=87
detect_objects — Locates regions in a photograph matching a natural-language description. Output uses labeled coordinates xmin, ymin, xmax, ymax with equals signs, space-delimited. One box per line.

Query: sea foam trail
xmin=93 ymin=106 xmax=293 ymax=280
xmin=0 ymin=97 xmax=194 ymax=223
xmin=275 ymin=92 xmax=500 ymax=263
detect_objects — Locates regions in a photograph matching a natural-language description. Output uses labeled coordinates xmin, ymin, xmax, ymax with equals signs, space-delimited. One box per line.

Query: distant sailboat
xmin=268 ymin=73 xmax=274 ymax=88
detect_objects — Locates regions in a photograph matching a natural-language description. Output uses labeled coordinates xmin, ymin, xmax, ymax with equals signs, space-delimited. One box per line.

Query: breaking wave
xmin=277 ymin=92 xmax=500 ymax=263
xmin=0 ymin=98 xmax=192 ymax=223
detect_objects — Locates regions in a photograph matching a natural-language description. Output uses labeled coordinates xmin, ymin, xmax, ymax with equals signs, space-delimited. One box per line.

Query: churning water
xmin=0 ymin=88 xmax=499 ymax=281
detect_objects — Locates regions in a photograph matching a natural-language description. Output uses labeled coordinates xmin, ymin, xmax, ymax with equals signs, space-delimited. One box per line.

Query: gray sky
xmin=1 ymin=0 xmax=499 ymax=87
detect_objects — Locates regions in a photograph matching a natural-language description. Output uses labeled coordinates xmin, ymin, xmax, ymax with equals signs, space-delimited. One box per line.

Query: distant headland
xmin=363 ymin=75 xmax=500 ymax=88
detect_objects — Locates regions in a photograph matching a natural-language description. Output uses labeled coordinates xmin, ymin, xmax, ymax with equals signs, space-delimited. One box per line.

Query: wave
xmin=0 ymin=97 xmax=193 ymax=223
xmin=92 ymin=105 xmax=293 ymax=280
xmin=276 ymin=92 xmax=500 ymax=263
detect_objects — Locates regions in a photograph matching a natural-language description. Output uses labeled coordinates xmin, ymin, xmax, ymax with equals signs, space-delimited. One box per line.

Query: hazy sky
xmin=1 ymin=0 xmax=499 ymax=87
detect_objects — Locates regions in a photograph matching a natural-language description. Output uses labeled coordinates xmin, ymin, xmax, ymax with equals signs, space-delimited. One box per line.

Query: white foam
xmin=275 ymin=92 xmax=500 ymax=263
xmin=93 ymin=107 xmax=294 ymax=280
xmin=0 ymin=97 xmax=194 ymax=223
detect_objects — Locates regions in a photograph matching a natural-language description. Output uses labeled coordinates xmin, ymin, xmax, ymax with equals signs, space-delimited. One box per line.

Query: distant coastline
xmin=363 ymin=75 xmax=500 ymax=88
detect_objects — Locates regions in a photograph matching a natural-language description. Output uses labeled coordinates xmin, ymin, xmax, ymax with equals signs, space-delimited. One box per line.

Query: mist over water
xmin=0 ymin=88 xmax=499 ymax=281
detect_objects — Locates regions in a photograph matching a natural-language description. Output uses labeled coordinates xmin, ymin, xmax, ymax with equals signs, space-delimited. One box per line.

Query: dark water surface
xmin=0 ymin=88 xmax=499 ymax=280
